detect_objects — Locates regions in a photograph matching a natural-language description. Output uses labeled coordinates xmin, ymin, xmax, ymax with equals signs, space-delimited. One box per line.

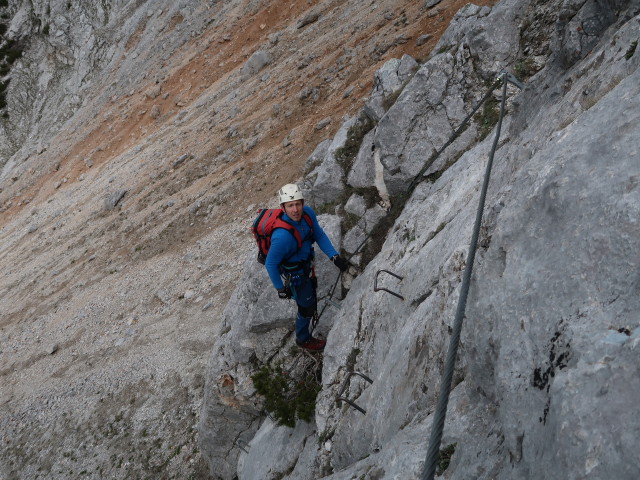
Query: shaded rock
xmin=307 ymin=117 xmax=357 ymax=206
xmin=150 ymin=104 xmax=161 ymax=119
xmin=314 ymin=117 xmax=331 ymax=130
xmin=240 ymin=50 xmax=272 ymax=79
xmin=297 ymin=12 xmax=320 ymax=29
xmin=416 ymin=34 xmax=432 ymax=46
xmin=104 ymin=189 xmax=127 ymax=210
xmin=344 ymin=194 xmax=367 ymax=217
xmin=553 ymin=0 xmax=618 ymax=69
xmin=238 ymin=418 xmax=315 ymax=480
xmin=346 ymin=129 xmax=376 ymax=189
xmin=173 ymin=154 xmax=191 ymax=168
xmin=304 ymin=139 xmax=331 ymax=177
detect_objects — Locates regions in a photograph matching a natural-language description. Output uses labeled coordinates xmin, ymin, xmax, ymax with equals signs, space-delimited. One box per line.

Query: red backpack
xmin=251 ymin=208 xmax=313 ymax=264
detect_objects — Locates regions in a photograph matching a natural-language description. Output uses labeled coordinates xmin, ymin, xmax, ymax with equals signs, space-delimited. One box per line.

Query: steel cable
xmin=421 ymin=75 xmax=509 ymax=480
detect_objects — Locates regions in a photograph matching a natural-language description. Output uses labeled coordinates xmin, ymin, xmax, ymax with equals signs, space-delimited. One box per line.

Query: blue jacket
xmin=265 ymin=205 xmax=339 ymax=289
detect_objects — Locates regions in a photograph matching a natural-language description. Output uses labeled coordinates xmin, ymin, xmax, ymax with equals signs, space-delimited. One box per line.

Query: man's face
xmin=282 ymin=200 xmax=303 ymax=222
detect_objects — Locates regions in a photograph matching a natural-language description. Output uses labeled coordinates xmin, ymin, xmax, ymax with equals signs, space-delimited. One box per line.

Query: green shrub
xmin=475 ymin=96 xmax=499 ymax=141
xmin=513 ymin=56 xmax=539 ymax=80
xmin=437 ymin=443 xmax=457 ymax=474
xmin=251 ymin=362 xmax=322 ymax=428
xmin=1 ymin=41 xmax=24 ymax=64
xmin=4 ymin=46 xmax=23 ymax=64
xmin=352 ymin=186 xmax=382 ymax=209
xmin=315 ymin=201 xmax=339 ymax=216
xmin=625 ymin=40 xmax=637 ymax=60
xmin=360 ymin=192 xmax=407 ymax=267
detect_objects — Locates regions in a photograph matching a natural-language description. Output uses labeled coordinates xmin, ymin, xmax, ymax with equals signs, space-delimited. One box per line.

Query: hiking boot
xmin=296 ymin=336 xmax=326 ymax=351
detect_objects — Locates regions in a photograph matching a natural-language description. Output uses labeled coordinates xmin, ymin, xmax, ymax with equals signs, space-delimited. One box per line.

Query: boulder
xmin=241 ymin=50 xmax=273 ymax=79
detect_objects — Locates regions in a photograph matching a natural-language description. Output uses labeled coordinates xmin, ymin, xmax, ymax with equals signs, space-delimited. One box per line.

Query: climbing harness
xmin=310 ymin=233 xmax=371 ymax=334
xmin=421 ymin=71 xmax=522 ymax=480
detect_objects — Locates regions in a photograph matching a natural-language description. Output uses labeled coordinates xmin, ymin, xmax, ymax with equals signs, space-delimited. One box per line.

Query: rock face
xmin=1 ymin=0 xmax=639 ymax=478
xmin=199 ymin=0 xmax=640 ymax=479
xmin=0 ymin=1 xmax=466 ymax=479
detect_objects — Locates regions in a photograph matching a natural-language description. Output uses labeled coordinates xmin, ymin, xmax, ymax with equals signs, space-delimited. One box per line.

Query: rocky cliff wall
xmin=1 ymin=0 xmax=476 ymax=478
xmin=199 ymin=0 xmax=640 ymax=478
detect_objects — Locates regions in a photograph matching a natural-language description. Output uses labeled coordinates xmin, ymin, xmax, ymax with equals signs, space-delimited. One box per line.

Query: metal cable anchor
xmin=336 ymin=371 xmax=374 ymax=415
xmin=374 ymin=269 xmax=405 ymax=300
xmin=498 ymin=70 xmax=524 ymax=90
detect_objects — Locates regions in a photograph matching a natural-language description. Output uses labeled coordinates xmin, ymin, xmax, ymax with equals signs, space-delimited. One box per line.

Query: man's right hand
xmin=277 ymin=287 xmax=292 ymax=299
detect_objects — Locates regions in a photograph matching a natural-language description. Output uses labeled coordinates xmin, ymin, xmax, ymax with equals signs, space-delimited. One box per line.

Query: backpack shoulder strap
xmin=300 ymin=212 xmax=314 ymax=241
xmin=272 ymin=215 xmax=304 ymax=249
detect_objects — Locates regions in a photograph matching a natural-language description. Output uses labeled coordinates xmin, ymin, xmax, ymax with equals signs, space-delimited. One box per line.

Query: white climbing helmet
xmin=277 ymin=183 xmax=304 ymax=204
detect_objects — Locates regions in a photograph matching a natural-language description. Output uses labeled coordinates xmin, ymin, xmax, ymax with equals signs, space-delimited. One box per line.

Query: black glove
xmin=332 ymin=255 xmax=349 ymax=272
xmin=277 ymin=287 xmax=292 ymax=299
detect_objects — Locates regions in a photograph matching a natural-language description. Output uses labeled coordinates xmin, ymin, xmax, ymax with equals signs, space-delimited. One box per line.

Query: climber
xmin=264 ymin=183 xmax=348 ymax=351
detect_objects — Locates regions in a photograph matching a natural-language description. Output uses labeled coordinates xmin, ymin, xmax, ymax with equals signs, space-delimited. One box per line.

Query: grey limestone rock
xmin=343 ymin=204 xmax=387 ymax=256
xmin=240 ymin=50 xmax=273 ymax=79
xmin=346 ymin=129 xmax=376 ymax=190
xmin=307 ymin=117 xmax=356 ymax=206
xmin=362 ymin=55 xmax=419 ymax=123
xmin=238 ymin=418 xmax=315 ymax=480
xmin=344 ymin=194 xmax=367 ymax=217
xmin=304 ymin=139 xmax=331 ymax=178
xmin=104 ymin=189 xmax=127 ymax=210
xmin=553 ymin=0 xmax=619 ymax=69
xmin=373 ymin=0 xmax=531 ymax=198
xmin=296 ymin=12 xmax=321 ymax=29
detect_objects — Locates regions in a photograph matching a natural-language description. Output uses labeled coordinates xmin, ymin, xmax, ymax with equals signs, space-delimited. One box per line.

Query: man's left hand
xmin=332 ymin=255 xmax=349 ymax=272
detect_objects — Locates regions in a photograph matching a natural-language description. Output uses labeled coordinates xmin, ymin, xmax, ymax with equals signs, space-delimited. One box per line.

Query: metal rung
xmin=236 ymin=438 xmax=250 ymax=453
xmin=374 ymin=269 xmax=404 ymax=300
xmin=335 ymin=396 xmax=367 ymax=415
xmin=326 ymin=298 xmax=341 ymax=309
xmin=336 ymin=371 xmax=374 ymax=415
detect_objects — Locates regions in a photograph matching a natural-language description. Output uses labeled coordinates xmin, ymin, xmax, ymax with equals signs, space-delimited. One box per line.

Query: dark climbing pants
xmin=288 ymin=270 xmax=317 ymax=342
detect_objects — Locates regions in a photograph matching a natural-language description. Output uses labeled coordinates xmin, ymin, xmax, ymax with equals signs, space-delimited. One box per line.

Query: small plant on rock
xmin=475 ymin=96 xmax=499 ymax=141
xmin=437 ymin=443 xmax=457 ymax=474
xmin=251 ymin=355 xmax=323 ymax=428
xmin=625 ymin=40 xmax=637 ymax=60
xmin=514 ymin=56 xmax=539 ymax=80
